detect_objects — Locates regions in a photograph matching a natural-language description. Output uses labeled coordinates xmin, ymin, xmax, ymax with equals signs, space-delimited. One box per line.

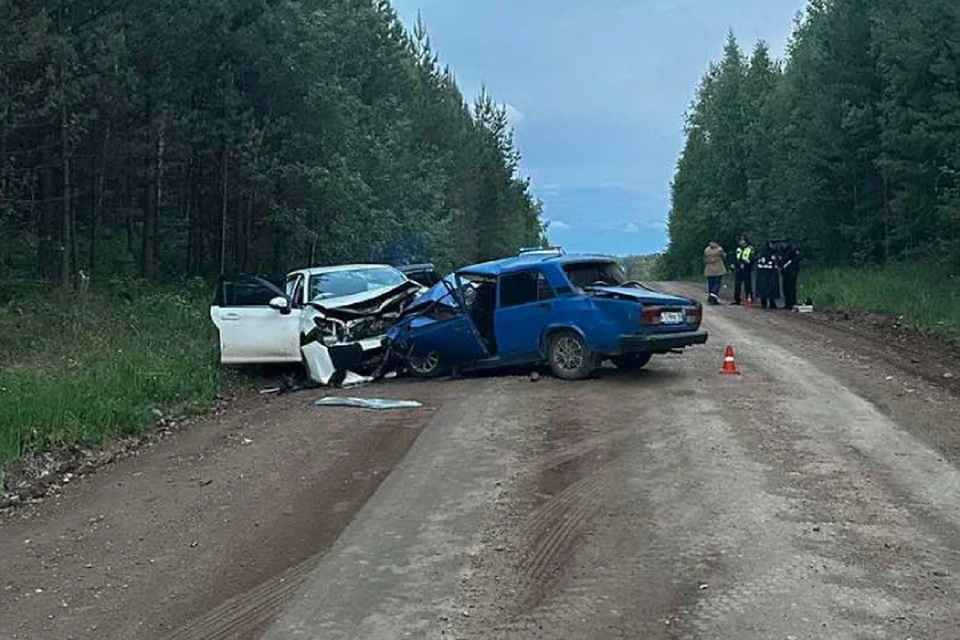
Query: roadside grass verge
xmin=0 ymin=280 xmax=222 ymax=472
xmin=799 ymin=264 xmax=960 ymax=342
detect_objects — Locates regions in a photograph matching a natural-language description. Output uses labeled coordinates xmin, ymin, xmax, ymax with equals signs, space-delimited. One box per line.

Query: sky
xmin=390 ymin=0 xmax=806 ymax=256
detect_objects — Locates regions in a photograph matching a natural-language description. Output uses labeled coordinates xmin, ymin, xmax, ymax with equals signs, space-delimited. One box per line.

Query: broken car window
xmin=562 ymin=262 xmax=628 ymax=289
xmin=458 ymin=274 xmax=496 ymax=311
xmin=309 ymin=267 xmax=407 ymax=301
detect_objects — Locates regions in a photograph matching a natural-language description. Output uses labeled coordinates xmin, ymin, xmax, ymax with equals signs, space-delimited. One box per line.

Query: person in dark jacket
xmin=731 ymin=234 xmax=755 ymax=306
xmin=755 ymin=240 xmax=781 ymax=310
xmin=780 ymin=243 xmax=803 ymax=310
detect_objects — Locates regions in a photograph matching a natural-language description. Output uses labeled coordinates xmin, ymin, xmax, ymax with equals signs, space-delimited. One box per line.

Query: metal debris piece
xmin=313 ymin=397 xmax=423 ymax=411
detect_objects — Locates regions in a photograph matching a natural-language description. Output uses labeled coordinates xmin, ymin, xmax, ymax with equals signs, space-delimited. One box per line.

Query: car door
xmin=494 ymin=269 xmax=557 ymax=359
xmin=401 ymin=277 xmax=488 ymax=365
xmin=405 ymin=315 xmax=488 ymax=363
xmin=210 ymin=276 xmax=302 ymax=364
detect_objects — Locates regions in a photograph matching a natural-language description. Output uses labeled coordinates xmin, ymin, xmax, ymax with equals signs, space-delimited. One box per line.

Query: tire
xmin=547 ymin=330 xmax=596 ymax=380
xmin=610 ymin=352 xmax=652 ymax=371
xmin=406 ymin=350 xmax=446 ymax=378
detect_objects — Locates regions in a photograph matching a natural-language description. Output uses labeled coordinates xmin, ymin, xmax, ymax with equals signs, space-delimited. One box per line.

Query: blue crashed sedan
xmin=385 ymin=249 xmax=709 ymax=380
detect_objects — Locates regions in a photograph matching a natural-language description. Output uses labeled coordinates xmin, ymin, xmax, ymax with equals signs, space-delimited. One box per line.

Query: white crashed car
xmin=210 ymin=265 xmax=423 ymax=386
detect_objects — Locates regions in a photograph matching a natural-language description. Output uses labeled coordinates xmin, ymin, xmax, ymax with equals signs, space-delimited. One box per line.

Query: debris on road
xmin=313 ymin=397 xmax=423 ymax=411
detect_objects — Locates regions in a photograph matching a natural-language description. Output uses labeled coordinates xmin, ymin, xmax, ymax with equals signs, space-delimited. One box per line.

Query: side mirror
xmin=269 ymin=296 xmax=291 ymax=314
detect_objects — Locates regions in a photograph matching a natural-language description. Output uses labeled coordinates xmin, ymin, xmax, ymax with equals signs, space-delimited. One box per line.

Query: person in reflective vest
xmin=781 ymin=242 xmax=803 ymax=310
xmin=755 ymin=240 xmax=781 ymax=310
xmin=731 ymin=235 xmax=754 ymax=306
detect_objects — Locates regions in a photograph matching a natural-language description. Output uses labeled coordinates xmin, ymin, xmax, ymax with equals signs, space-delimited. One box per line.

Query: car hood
xmin=587 ymin=285 xmax=696 ymax=306
xmin=308 ymin=281 xmax=422 ymax=317
xmin=403 ymin=275 xmax=460 ymax=314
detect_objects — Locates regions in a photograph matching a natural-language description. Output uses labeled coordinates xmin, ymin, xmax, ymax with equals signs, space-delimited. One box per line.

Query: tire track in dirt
xmin=162 ymin=552 xmax=325 ymax=640
xmin=514 ymin=467 xmax=615 ymax=612
xmin=496 ymin=373 xmax=675 ymax=630
xmin=496 ymin=374 xmax=681 ymax=639
xmin=533 ymin=428 xmax=634 ymax=474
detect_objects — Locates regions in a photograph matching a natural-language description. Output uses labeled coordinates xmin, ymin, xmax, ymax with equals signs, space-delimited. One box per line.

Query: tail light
xmin=642 ymin=306 xmax=663 ymax=326
xmin=684 ymin=305 xmax=703 ymax=327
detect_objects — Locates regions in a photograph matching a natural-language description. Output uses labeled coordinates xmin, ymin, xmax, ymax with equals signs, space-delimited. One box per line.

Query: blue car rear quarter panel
xmin=544 ymin=297 xmax=637 ymax=354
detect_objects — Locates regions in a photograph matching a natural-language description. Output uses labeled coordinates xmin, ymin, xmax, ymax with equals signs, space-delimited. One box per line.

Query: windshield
xmin=308 ymin=267 xmax=407 ymax=301
xmin=563 ymin=261 xmax=628 ymax=288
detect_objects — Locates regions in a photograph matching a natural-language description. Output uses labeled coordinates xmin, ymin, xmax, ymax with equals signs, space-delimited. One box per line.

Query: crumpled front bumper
xmin=302 ymin=337 xmax=386 ymax=387
xmin=619 ymin=330 xmax=709 ymax=354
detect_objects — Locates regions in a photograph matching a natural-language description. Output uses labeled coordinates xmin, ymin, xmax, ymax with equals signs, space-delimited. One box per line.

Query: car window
xmin=457 ymin=273 xmax=495 ymax=310
xmin=295 ymin=279 xmax=305 ymax=305
xmin=537 ymin=273 xmax=556 ymax=301
xmin=215 ymin=277 xmax=285 ymax=307
xmin=409 ymin=269 xmax=441 ymax=287
xmin=308 ymin=267 xmax=407 ymax=302
xmin=562 ymin=262 xmax=628 ymax=288
xmin=500 ymin=270 xmax=553 ymax=307
xmin=286 ymin=276 xmax=305 ymax=306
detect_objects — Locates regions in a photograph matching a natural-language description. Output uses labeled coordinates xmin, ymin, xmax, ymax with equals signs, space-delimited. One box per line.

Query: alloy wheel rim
xmin=554 ymin=337 xmax=584 ymax=371
xmin=409 ymin=351 xmax=440 ymax=374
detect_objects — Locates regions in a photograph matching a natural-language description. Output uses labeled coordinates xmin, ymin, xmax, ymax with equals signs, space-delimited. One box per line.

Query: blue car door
xmin=396 ymin=277 xmax=488 ymax=365
xmin=404 ymin=315 xmax=487 ymax=364
xmin=494 ymin=269 xmax=557 ymax=359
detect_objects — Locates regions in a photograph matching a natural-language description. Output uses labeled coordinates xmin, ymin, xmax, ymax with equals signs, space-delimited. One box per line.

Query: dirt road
xmin=3 ymin=284 xmax=960 ymax=639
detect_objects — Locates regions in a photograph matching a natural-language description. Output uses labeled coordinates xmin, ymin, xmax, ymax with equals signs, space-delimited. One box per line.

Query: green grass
xmin=799 ymin=263 xmax=960 ymax=341
xmin=0 ymin=279 xmax=222 ymax=470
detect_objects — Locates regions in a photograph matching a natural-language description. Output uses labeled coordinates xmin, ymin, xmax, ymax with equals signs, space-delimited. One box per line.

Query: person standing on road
xmin=703 ymin=241 xmax=727 ymax=305
xmin=781 ymin=242 xmax=803 ymax=310
xmin=731 ymin=235 xmax=755 ymax=306
xmin=755 ymin=240 xmax=781 ymax=310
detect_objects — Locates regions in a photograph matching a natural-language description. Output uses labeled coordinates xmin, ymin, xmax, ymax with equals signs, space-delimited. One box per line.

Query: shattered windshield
xmin=308 ymin=267 xmax=407 ymax=301
xmin=562 ymin=262 xmax=628 ymax=288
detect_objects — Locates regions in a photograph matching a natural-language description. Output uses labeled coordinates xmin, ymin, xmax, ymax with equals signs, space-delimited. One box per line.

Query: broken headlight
xmin=313 ymin=317 xmax=344 ymax=346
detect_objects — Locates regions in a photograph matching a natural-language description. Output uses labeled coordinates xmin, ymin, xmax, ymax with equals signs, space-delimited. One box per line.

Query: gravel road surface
xmin=2 ymin=283 xmax=959 ymax=639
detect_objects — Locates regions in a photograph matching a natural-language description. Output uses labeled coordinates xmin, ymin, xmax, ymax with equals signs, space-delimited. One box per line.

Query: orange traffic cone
xmin=721 ymin=346 xmax=741 ymax=375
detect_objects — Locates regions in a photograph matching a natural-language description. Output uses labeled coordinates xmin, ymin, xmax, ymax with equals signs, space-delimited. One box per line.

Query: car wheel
xmin=547 ymin=331 xmax=596 ymax=380
xmin=610 ymin=352 xmax=653 ymax=371
xmin=406 ymin=350 xmax=445 ymax=378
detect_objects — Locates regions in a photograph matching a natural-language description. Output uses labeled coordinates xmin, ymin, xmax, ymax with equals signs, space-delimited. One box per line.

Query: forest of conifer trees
xmin=665 ymin=0 xmax=960 ymax=278
xmin=0 ymin=0 xmax=544 ymax=287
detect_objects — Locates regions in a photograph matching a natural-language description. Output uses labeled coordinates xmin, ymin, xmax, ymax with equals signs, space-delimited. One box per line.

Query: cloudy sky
xmin=390 ymin=0 xmax=806 ymax=256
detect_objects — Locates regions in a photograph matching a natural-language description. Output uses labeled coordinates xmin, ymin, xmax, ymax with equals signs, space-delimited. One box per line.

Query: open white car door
xmin=210 ymin=276 xmax=302 ymax=364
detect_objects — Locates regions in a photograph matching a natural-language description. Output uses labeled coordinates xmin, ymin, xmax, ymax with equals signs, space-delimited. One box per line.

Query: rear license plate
xmin=661 ymin=311 xmax=684 ymax=325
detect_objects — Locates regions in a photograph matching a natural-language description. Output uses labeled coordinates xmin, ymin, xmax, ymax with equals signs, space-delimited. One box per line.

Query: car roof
xmin=286 ymin=264 xmax=400 ymax=278
xmin=461 ymin=254 xmax=618 ymax=277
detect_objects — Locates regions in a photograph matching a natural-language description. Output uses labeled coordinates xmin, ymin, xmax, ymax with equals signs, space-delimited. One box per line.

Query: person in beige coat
xmin=703 ymin=242 xmax=727 ymax=305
